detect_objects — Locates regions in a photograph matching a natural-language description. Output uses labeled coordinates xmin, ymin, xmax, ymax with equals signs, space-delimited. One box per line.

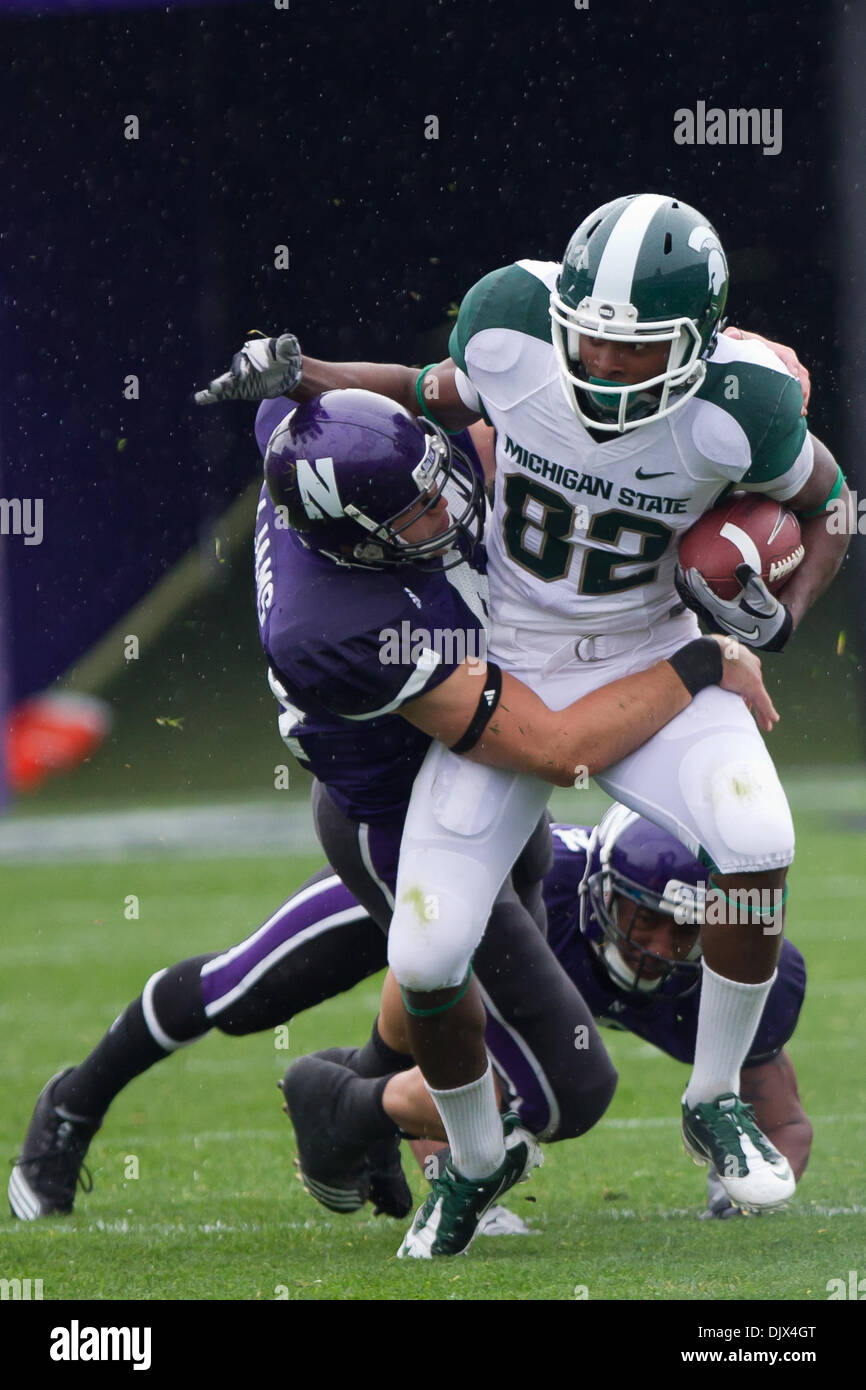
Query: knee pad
xmin=704 ymin=758 xmax=794 ymax=871
xmin=387 ymin=880 xmax=484 ymax=991
xmin=678 ymin=735 xmax=795 ymax=873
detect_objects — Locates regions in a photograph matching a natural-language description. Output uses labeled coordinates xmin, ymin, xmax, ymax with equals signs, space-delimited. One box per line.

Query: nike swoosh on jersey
xmin=635 ymin=467 xmax=675 ymax=480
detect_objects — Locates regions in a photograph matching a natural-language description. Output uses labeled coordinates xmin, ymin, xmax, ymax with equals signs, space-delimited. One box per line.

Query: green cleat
xmin=397 ymin=1112 xmax=542 ymax=1259
xmin=682 ymin=1092 xmax=795 ymax=1213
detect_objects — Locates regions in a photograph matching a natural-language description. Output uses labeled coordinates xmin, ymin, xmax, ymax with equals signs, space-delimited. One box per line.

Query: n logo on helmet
xmin=296 ymin=457 xmax=343 ymax=520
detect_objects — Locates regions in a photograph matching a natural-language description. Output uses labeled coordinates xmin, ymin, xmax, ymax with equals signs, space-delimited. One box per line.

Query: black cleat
xmin=305 ymin=1047 xmax=412 ymax=1219
xmin=312 ymin=1045 xmax=363 ymax=1070
xmin=9 ymin=1070 xmax=100 ymax=1220
xmin=367 ymin=1136 xmax=412 ymax=1219
xmin=280 ymin=1057 xmax=372 ymax=1214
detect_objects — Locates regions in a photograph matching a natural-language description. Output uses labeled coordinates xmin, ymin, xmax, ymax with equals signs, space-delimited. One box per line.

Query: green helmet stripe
xmin=592 ymin=193 xmax=669 ymax=305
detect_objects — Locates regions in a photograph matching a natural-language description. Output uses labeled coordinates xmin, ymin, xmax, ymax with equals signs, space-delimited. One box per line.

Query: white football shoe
xmin=682 ymin=1091 xmax=795 ymax=1213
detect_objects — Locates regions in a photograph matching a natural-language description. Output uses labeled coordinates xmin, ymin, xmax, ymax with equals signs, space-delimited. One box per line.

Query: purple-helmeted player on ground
xmin=9 ymin=389 xmax=778 ymax=1250
xmin=8 ymin=802 xmax=810 ymax=1226
xmin=305 ymin=804 xmax=809 ymax=1223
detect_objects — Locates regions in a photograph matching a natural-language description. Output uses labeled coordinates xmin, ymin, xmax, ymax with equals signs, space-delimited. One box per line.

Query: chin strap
xmin=600 ymin=942 xmax=664 ymax=994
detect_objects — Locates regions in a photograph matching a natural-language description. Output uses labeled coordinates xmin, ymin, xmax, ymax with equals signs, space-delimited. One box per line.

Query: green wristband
xmin=414 ymin=364 xmax=466 ymax=436
xmin=415 ymin=364 xmax=446 ymax=427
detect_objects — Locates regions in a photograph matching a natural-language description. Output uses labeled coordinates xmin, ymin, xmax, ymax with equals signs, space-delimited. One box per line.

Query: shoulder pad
xmin=694 ymin=337 xmax=808 ymax=486
xmin=449 ymin=261 xmax=558 ymax=373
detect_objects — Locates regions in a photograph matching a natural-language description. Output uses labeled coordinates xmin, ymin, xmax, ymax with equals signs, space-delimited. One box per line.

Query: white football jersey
xmin=450 ymin=259 xmax=813 ymax=635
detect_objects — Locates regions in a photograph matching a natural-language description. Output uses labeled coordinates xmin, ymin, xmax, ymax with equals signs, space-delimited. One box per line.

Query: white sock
xmin=684 ymin=961 xmax=777 ymax=1107
xmin=425 ymin=1062 xmax=505 ymax=1180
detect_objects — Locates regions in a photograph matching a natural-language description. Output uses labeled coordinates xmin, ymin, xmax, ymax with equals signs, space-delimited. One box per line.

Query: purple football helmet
xmin=580 ymin=804 xmax=707 ymax=999
xmin=263 ymin=389 xmax=485 ymax=569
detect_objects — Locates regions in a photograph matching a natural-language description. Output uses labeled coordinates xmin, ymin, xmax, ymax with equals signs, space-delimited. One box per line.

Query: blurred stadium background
xmin=3 ymin=0 xmax=863 ymax=822
xmin=2 ymin=0 xmax=865 ymax=1304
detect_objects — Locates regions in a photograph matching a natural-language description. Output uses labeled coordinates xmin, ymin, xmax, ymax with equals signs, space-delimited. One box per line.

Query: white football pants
xmin=387 ymin=608 xmax=794 ymax=991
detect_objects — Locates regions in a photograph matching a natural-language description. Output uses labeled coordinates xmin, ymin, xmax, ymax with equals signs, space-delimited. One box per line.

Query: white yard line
xmin=0 ymin=800 xmax=319 ymax=862
xmin=6 ymin=1203 xmax=862 ymax=1240
xmin=3 ymin=766 xmax=865 ymax=864
xmin=79 ymin=1114 xmax=864 ymax=1146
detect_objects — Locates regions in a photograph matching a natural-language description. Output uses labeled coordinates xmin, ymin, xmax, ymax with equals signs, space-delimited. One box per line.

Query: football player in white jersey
xmin=196 ymin=194 xmax=848 ymax=1254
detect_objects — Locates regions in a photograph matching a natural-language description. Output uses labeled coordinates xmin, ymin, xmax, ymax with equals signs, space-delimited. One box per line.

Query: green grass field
xmin=3 ymin=776 xmax=866 ymax=1302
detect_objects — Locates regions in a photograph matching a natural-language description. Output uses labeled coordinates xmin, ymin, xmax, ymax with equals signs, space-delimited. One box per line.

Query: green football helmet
xmin=550 ymin=193 xmax=729 ymax=433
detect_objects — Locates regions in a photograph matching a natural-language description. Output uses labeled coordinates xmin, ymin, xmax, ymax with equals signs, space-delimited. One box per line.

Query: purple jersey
xmin=253 ymin=401 xmax=490 ymax=821
xmin=544 ymin=824 xmax=806 ymax=1067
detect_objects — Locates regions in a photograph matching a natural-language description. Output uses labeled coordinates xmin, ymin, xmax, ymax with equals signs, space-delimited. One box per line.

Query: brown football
xmin=677 ymin=495 xmax=804 ymax=601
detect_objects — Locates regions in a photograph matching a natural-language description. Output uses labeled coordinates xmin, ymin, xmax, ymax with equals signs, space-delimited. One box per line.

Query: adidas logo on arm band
xmin=450 ymin=663 xmax=503 ymax=753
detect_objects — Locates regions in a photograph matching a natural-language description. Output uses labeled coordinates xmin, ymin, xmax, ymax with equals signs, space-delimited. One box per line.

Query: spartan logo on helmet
xmin=688 ymin=225 xmax=726 ymax=295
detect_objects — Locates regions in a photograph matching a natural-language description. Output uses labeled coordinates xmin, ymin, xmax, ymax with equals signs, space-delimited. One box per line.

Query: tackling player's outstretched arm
xmin=773 ymin=435 xmax=851 ymax=631
xmin=292 ymin=357 xmax=420 ymax=415
xmin=739 ymin=1051 xmax=812 ymax=1180
xmin=295 ymin=356 xmax=479 ymax=433
xmin=401 ymin=636 xmax=778 ymax=787
xmin=194 ymin=333 xmax=479 ymax=431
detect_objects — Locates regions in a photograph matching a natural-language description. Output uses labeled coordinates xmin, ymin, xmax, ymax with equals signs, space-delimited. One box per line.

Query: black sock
xmin=53 ymin=954 xmax=215 ymax=1120
xmin=337 ymin=1073 xmax=400 ymax=1143
xmin=53 ymin=999 xmax=168 ymax=1120
xmin=354 ymin=1019 xmax=413 ymax=1078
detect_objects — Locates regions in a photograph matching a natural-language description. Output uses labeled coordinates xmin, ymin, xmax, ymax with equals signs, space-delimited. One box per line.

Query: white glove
xmin=674 ymin=562 xmax=793 ymax=652
xmin=195 ymin=332 xmax=303 ymax=405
